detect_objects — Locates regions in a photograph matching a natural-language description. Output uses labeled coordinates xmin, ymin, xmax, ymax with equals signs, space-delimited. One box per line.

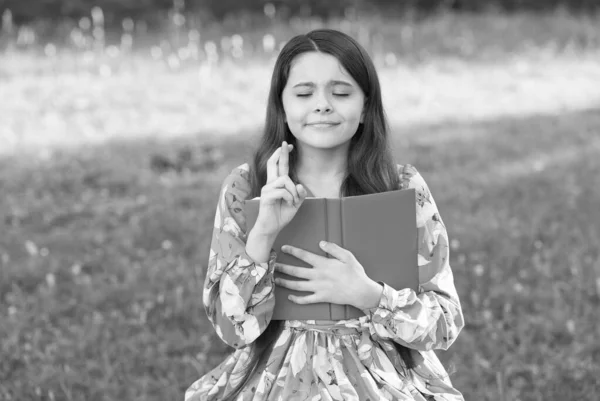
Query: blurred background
xmin=1 ymin=1 xmax=599 ymax=400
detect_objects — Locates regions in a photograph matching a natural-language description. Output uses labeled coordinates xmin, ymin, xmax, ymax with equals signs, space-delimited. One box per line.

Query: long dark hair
xmin=225 ymin=29 xmax=415 ymax=400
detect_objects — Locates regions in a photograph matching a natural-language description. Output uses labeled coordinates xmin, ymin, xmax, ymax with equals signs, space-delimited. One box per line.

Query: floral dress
xmin=185 ymin=163 xmax=465 ymax=401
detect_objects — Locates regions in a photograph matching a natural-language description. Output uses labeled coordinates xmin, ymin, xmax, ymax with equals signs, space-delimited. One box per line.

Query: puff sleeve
xmin=363 ymin=164 xmax=464 ymax=351
xmin=203 ymin=164 xmax=277 ymax=349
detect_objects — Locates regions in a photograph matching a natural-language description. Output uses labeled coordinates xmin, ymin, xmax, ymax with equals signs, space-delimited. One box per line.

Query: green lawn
xmin=2 ymin=10 xmax=600 ymax=401
xmin=2 ymin=107 xmax=599 ymax=400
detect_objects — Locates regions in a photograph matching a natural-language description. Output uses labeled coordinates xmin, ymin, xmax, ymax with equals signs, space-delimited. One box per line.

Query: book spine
xmin=327 ymin=199 xmax=346 ymax=320
xmin=340 ymin=198 xmax=365 ymax=320
xmin=341 ymin=198 xmax=347 ymax=320
xmin=325 ymin=199 xmax=331 ymax=320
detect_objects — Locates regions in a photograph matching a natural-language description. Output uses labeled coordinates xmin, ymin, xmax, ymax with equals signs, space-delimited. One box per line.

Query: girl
xmin=186 ymin=29 xmax=465 ymax=401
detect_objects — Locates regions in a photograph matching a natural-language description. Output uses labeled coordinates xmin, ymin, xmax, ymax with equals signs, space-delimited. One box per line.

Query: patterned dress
xmin=185 ymin=163 xmax=465 ymax=401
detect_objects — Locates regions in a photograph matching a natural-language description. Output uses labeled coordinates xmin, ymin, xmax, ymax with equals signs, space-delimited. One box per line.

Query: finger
xmin=319 ymin=241 xmax=352 ymax=262
xmin=296 ymin=184 xmax=308 ymax=200
xmin=281 ymin=245 xmax=321 ymax=266
xmin=270 ymin=176 xmax=299 ymax=204
xmin=275 ymin=277 xmax=312 ymax=292
xmin=261 ymin=188 xmax=294 ymax=206
xmin=278 ymin=141 xmax=289 ymax=177
xmin=289 ymin=293 xmax=322 ymax=305
xmin=275 ymin=263 xmax=315 ymax=280
xmin=266 ymin=147 xmax=282 ymax=184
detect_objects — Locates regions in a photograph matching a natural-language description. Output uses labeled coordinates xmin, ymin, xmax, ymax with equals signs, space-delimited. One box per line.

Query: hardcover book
xmin=244 ymin=188 xmax=418 ymax=320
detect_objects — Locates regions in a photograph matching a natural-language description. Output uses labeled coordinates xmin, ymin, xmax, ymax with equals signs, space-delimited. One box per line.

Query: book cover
xmin=243 ymin=188 xmax=418 ymax=320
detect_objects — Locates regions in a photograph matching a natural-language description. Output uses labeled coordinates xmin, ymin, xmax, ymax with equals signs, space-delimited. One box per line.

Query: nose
xmin=314 ymin=93 xmax=332 ymax=113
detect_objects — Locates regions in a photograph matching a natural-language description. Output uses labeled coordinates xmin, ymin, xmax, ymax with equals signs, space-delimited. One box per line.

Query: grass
xmin=3 ymin=109 xmax=600 ymax=400
xmin=1 ymin=10 xmax=600 ymax=401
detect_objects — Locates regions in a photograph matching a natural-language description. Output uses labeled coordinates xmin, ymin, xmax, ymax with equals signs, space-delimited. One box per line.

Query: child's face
xmin=282 ymin=52 xmax=365 ymax=153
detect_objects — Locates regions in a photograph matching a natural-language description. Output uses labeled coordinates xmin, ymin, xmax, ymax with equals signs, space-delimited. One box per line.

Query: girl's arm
xmin=203 ymin=164 xmax=277 ymax=349
xmin=363 ymin=165 xmax=464 ymax=351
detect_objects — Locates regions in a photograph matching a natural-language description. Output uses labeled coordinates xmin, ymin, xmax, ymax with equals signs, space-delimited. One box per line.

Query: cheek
xmin=282 ymin=99 xmax=303 ymax=123
xmin=342 ymin=101 xmax=365 ymax=124
xmin=285 ymin=107 xmax=303 ymax=123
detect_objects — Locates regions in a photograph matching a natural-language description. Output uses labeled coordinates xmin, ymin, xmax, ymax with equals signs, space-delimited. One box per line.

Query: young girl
xmin=186 ymin=29 xmax=465 ymax=401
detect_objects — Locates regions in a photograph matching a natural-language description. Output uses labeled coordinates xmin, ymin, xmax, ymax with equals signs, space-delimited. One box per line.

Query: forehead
xmin=287 ymin=52 xmax=354 ymax=84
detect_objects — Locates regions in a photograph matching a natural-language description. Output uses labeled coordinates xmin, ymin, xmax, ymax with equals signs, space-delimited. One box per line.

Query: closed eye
xmin=296 ymin=93 xmax=349 ymax=98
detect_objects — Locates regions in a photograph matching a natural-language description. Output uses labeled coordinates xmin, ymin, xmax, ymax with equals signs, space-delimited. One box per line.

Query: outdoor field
xmin=1 ymin=9 xmax=600 ymax=401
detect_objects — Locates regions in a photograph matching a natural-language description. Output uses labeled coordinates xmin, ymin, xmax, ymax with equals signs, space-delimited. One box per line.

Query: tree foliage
xmin=0 ymin=0 xmax=597 ymax=25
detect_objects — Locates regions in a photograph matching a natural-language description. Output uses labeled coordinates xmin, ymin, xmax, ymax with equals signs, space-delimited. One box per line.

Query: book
xmin=244 ymin=188 xmax=418 ymax=320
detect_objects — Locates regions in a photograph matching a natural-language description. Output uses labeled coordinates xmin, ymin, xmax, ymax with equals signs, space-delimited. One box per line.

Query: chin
xmin=300 ymin=139 xmax=351 ymax=150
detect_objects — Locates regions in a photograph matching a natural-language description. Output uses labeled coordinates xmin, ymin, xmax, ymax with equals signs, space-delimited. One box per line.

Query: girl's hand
xmin=252 ymin=141 xmax=308 ymax=238
xmin=274 ymin=241 xmax=384 ymax=310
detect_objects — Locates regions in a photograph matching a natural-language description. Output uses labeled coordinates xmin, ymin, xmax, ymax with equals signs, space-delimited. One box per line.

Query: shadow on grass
xmin=1 ymin=106 xmax=599 ymax=401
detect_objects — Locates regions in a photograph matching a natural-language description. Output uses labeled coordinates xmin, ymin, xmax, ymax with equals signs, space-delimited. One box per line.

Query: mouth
xmin=306 ymin=122 xmax=340 ymax=128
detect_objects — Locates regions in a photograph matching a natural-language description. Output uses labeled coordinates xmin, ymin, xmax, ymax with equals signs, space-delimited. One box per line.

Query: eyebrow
xmin=292 ymin=80 xmax=353 ymax=88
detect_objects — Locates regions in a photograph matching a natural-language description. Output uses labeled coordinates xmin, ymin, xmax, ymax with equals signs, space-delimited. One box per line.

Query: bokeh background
xmin=1 ymin=1 xmax=600 ymax=400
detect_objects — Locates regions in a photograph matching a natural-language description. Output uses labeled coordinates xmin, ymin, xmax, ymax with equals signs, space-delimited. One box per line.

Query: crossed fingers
xmin=266 ymin=141 xmax=293 ymax=184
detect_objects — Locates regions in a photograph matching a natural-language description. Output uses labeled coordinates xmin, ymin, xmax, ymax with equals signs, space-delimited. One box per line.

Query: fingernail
xmin=320 ymin=241 xmax=327 ymax=247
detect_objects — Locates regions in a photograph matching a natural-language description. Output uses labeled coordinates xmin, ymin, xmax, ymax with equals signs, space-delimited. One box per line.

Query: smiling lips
xmin=306 ymin=121 xmax=340 ymax=128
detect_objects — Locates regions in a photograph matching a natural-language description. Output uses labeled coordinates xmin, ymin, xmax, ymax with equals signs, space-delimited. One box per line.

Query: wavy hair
xmin=225 ymin=29 xmax=412 ymax=400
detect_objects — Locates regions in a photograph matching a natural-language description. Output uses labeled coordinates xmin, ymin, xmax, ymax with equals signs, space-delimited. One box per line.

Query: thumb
xmin=297 ymin=184 xmax=308 ymax=200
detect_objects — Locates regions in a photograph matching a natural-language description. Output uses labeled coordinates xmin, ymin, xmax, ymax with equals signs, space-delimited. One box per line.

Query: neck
xmin=295 ymin=144 xmax=348 ymax=182
xmin=294 ymin=143 xmax=350 ymax=198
